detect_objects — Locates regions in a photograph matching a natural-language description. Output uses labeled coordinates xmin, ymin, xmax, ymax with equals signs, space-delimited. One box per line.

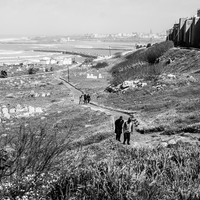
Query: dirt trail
xmin=60 ymin=77 xmax=155 ymax=148
xmin=60 ymin=77 xmax=200 ymax=148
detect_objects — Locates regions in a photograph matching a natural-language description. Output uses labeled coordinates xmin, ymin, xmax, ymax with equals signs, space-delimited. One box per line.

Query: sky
xmin=0 ymin=0 xmax=199 ymax=36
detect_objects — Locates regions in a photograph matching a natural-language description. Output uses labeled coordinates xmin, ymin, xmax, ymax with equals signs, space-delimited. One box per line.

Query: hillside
xmin=2 ymin=43 xmax=200 ymax=199
xmin=91 ymin=46 xmax=200 ymax=135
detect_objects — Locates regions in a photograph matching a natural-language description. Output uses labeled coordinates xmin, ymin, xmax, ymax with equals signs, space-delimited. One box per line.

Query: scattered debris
xmin=105 ymin=79 xmax=148 ymax=93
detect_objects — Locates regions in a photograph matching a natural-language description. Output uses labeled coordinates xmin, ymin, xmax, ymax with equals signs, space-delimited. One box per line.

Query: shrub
xmin=0 ymin=125 xmax=69 ymax=199
xmin=92 ymin=62 xmax=108 ymax=69
xmin=27 ymin=67 xmax=39 ymax=75
xmin=145 ymin=41 xmax=174 ymax=64
xmin=146 ymin=43 xmax=151 ymax=48
xmin=113 ymin=52 xmax=122 ymax=58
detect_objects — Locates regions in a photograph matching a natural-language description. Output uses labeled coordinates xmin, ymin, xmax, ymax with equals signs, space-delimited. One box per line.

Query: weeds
xmin=1 ymin=125 xmax=200 ymax=200
xmin=48 ymin=141 xmax=200 ymax=200
xmin=27 ymin=67 xmax=39 ymax=75
xmin=0 ymin=124 xmax=69 ymax=199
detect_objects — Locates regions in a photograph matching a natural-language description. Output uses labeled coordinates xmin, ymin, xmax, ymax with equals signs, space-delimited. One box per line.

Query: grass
xmin=46 ymin=141 xmax=200 ymax=199
xmin=2 ymin=41 xmax=200 ymax=199
xmin=110 ymin=41 xmax=174 ymax=85
xmin=2 ymin=121 xmax=200 ymax=200
xmin=0 ymin=104 xmax=113 ymax=199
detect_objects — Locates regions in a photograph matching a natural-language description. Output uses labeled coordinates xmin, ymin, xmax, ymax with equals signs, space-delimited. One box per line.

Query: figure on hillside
xmin=84 ymin=94 xmax=87 ymax=104
xmin=79 ymin=94 xmax=83 ymax=104
xmin=122 ymin=117 xmax=133 ymax=145
xmin=87 ymin=94 xmax=91 ymax=103
xmin=115 ymin=116 xmax=124 ymax=142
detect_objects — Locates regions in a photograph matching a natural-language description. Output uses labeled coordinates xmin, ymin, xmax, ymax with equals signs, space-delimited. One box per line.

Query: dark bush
xmin=92 ymin=62 xmax=108 ymax=69
xmin=27 ymin=67 xmax=39 ymax=75
xmin=145 ymin=41 xmax=174 ymax=64
xmin=113 ymin=52 xmax=122 ymax=58
xmin=146 ymin=43 xmax=151 ymax=48
xmin=0 ymin=70 xmax=7 ymax=78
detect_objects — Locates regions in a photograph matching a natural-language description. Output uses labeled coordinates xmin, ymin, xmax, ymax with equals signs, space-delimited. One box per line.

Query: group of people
xmin=115 ymin=116 xmax=133 ymax=145
xmin=79 ymin=94 xmax=91 ymax=104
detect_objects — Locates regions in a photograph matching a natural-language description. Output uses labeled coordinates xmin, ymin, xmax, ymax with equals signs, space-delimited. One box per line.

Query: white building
xmin=40 ymin=57 xmax=50 ymax=65
xmin=63 ymin=57 xmax=73 ymax=65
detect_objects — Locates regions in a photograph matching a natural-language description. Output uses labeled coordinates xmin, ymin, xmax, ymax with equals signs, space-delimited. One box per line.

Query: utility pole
xmin=68 ymin=65 xmax=69 ymax=82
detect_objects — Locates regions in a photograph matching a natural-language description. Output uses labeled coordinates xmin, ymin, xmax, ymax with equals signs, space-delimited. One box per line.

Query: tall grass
xmin=1 ymin=125 xmax=200 ymax=200
xmin=48 ymin=141 xmax=200 ymax=200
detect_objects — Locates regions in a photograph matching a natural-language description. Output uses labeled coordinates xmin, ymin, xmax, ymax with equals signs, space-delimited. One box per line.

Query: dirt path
xmin=60 ymin=77 xmax=156 ymax=148
xmin=60 ymin=77 xmax=200 ymax=148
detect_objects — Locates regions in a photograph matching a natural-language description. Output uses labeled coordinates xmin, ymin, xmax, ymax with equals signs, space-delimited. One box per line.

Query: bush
xmin=27 ymin=67 xmax=39 ymax=75
xmin=92 ymin=62 xmax=108 ymax=69
xmin=0 ymin=125 xmax=69 ymax=199
xmin=146 ymin=43 xmax=151 ymax=48
xmin=145 ymin=41 xmax=174 ymax=64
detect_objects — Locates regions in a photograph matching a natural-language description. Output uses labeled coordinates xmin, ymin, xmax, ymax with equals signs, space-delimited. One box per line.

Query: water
xmin=0 ymin=37 xmax=136 ymax=63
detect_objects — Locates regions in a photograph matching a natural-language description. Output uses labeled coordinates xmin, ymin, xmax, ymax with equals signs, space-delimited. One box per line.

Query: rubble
xmin=0 ymin=104 xmax=44 ymax=120
xmin=105 ymin=79 xmax=148 ymax=93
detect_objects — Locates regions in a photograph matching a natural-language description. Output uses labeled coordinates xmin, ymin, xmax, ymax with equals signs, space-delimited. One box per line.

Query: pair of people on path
xmin=115 ymin=116 xmax=133 ymax=145
xmin=79 ymin=94 xmax=91 ymax=104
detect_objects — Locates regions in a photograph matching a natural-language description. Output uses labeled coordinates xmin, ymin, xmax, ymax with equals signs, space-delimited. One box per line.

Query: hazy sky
xmin=0 ymin=0 xmax=199 ymax=36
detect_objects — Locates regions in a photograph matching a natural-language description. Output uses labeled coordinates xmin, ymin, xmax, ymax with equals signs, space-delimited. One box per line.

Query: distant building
xmin=40 ymin=57 xmax=50 ymax=65
xmin=50 ymin=58 xmax=57 ymax=64
xmin=63 ymin=57 xmax=75 ymax=65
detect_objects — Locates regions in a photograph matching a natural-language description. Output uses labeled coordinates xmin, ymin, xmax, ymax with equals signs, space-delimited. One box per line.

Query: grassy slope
xmin=3 ymin=46 xmax=200 ymax=199
xmin=94 ymin=48 xmax=200 ymax=133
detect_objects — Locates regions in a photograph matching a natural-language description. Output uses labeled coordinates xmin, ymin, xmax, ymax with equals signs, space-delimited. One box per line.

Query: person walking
xmin=79 ymin=94 xmax=83 ymax=104
xmin=87 ymin=94 xmax=91 ymax=103
xmin=84 ymin=94 xmax=87 ymax=104
xmin=122 ymin=117 xmax=133 ymax=145
xmin=114 ymin=116 xmax=124 ymax=142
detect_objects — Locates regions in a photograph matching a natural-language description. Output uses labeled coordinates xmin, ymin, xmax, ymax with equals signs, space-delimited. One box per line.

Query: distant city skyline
xmin=0 ymin=0 xmax=199 ymax=36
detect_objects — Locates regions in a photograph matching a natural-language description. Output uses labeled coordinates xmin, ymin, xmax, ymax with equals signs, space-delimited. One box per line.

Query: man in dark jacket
xmin=115 ymin=116 xmax=124 ymax=142
xmin=87 ymin=94 xmax=91 ymax=103
xmin=122 ymin=117 xmax=133 ymax=145
xmin=84 ymin=94 xmax=87 ymax=104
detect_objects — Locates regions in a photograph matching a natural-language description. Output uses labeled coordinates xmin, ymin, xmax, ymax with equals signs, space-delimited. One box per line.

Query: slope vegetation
xmin=98 ymin=45 xmax=200 ymax=134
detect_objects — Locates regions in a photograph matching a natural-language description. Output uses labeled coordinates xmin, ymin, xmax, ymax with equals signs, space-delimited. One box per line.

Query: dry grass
xmin=48 ymin=141 xmax=200 ymax=200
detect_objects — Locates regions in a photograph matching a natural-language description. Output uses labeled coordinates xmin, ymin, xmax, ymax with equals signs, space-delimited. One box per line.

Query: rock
xmin=167 ymin=74 xmax=176 ymax=79
xmin=35 ymin=107 xmax=43 ymax=113
xmin=4 ymin=113 xmax=10 ymax=119
xmin=2 ymin=107 xmax=9 ymax=115
xmin=41 ymin=93 xmax=46 ymax=97
xmin=28 ymin=106 xmax=35 ymax=114
xmin=34 ymin=93 xmax=40 ymax=98
xmin=10 ymin=108 xmax=16 ymax=114
xmin=6 ymin=93 xmax=14 ymax=98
